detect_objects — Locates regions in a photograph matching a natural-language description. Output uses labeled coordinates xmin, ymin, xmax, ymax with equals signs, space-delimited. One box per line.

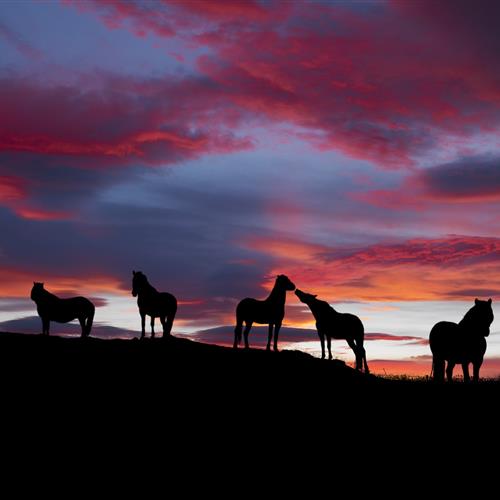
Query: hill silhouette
xmin=2 ymin=330 xmax=498 ymax=406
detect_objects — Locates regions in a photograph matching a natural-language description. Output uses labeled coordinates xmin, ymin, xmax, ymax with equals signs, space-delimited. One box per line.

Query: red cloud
xmin=0 ymin=266 xmax=125 ymax=298
xmin=14 ymin=207 xmax=72 ymax=221
xmin=0 ymin=75 xmax=253 ymax=177
xmin=0 ymin=175 xmax=71 ymax=221
xmin=0 ymin=175 xmax=25 ymax=201
xmin=63 ymin=1 xmax=500 ymax=167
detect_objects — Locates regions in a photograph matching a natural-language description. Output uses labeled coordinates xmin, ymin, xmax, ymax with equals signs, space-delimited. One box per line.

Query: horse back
xmin=316 ymin=310 xmax=364 ymax=339
xmin=236 ymin=297 xmax=284 ymax=324
xmin=139 ymin=291 xmax=176 ymax=316
xmin=429 ymin=321 xmax=484 ymax=362
xmin=37 ymin=296 xmax=94 ymax=322
xmin=429 ymin=321 xmax=457 ymax=354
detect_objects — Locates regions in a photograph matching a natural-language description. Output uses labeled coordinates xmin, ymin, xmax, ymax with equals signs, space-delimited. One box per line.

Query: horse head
xmin=461 ymin=298 xmax=494 ymax=337
xmin=295 ymin=288 xmax=317 ymax=305
xmin=132 ymin=270 xmax=147 ymax=297
xmin=277 ymin=274 xmax=295 ymax=291
xmin=30 ymin=282 xmax=44 ymax=301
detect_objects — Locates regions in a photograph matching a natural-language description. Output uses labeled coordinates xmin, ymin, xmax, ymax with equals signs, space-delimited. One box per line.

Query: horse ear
xmin=33 ymin=281 xmax=35 ymax=285
xmin=313 ymin=294 xmax=317 ymax=298
xmin=488 ymin=298 xmax=492 ymax=304
xmin=475 ymin=298 xmax=479 ymax=305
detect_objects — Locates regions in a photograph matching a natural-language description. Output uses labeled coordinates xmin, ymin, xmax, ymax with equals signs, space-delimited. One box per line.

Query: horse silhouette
xmin=30 ymin=282 xmax=95 ymax=337
xmin=295 ymin=289 xmax=369 ymax=372
xmin=234 ymin=274 xmax=295 ymax=351
xmin=429 ymin=298 xmax=494 ymax=382
xmin=132 ymin=270 xmax=177 ymax=339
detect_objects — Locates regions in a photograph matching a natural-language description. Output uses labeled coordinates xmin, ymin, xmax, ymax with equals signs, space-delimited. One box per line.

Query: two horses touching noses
xmin=233 ymin=274 xmax=369 ymax=374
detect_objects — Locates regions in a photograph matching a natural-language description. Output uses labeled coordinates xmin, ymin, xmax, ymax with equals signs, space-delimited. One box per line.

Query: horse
xmin=429 ymin=298 xmax=494 ymax=382
xmin=30 ymin=282 xmax=95 ymax=337
xmin=131 ymin=270 xmax=177 ymax=339
xmin=233 ymin=274 xmax=295 ymax=351
xmin=295 ymin=289 xmax=369 ymax=373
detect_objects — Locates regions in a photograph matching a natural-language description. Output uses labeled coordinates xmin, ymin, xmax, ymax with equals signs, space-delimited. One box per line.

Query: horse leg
xmin=446 ymin=361 xmax=455 ymax=382
xmin=273 ymin=322 xmax=282 ymax=352
xmin=85 ymin=307 xmax=94 ymax=337
xmin=150 ymin=316 xmax=155 ymax=339
xmin=234 ymin=318 xmax=243 ymax=349
xmin=42 ymin=317 xmax=50 ymax=335
xmin=432 ymin=357 xmax=445 ymax=382
xmin=164 ymin=305 xmax=176 ymax=338
xmin=462 ymin=362 xmax=471 ymax=383
xmin=355 ymin=335 xmax=369 ymax=373
xmin=318 ymin=333 xmax=325 ymax=359
xmin=472 ymin=359 xmax=482 ymax=383
xmin=78 ymin=317 xmax=86 ymax=337
xmin=363 ymin=352 xmax=369 ymax=373
xmin=160 ymin=316 xmax=166 ymax=335
xmin=326 ymin=335 xmax=332 ymax=360
xmin=266 ymin=323 xmax=274 ymax=351
xmin=346 ymin=338 xmax=359 ymax=370
xmin=243 ymin=321 xmax=253 ymax=349
xmin=140 ymin=313 xmax=146 ymax=339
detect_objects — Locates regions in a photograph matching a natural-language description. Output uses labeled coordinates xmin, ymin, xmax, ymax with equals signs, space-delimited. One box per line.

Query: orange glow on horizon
xmin=0 ymin=268 xmax=126 ymax=298
xmin=245 ymin=235 xmax=500 ymax=302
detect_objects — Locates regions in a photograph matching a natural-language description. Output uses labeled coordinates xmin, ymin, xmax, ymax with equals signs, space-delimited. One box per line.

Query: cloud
xmin=244 ymin=235 xmax=500 ymax=301
xmin=0 ymin=76 xmax=252 ymax=166
xmin=190 ymin=325 xmax=428 ymax=349
xmin=63 ymin=0 xmax=500 ymax=167
xmin=418 ymin=155 xmax=500 ymax=202
xmin=365 ymin=333 xmax=425 ymax=343
xmin=0 ymin=22 xmax=43 ymax=60
xmin=0 ymin=315 xmax=136 ymax=339
xmin=445 ymin=289 xmax=500 ymax=300
xmin=0 ymin=73 xmax=253 ymax=218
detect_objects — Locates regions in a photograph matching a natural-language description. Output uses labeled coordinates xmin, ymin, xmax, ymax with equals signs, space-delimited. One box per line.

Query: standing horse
xmin=295 ymin=289 xmax=369 ymax=373
xmin=234 ymin=274 xmax=295 ymax=351
xmin=429 ymin=298 xmax=494 ymax=382
xmin=30 ymin=282 xmax=95 ymax=337
xmin=132 ymin=271 xmax=177 ymax=339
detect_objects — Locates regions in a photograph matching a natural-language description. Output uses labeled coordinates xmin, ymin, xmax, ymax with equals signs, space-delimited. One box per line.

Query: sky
xmin=0 ymin=0 xmax=499 ymax=377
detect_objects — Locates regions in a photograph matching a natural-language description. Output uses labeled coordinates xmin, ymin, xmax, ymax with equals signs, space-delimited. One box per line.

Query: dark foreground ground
xmin=1 ymin=331 xmax=498 ymax=409
xmin=2 ymin=331 xmax=499 ymax=470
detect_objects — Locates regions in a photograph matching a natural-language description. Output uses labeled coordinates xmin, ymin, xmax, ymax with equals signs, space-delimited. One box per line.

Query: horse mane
xmin=135 ymin=272 xmax=158 ymax=293
xmin=32 ymin=284 xmax=57 ymax=303
xmin=459 ymin=302 xmax=492 ymax=330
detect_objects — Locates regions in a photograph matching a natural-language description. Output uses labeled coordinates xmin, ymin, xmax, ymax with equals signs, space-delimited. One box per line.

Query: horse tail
xmin=86 ymin=303 xmax=95 ymax=337
xmin=164 ymin=298 xmax=177 ymax=337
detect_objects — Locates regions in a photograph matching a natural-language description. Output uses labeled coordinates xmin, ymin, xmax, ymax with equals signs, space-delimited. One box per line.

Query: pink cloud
xmin=0 ymin=22 xmax=43 ymax=60
xmin=60 ymin=1 xmax=500 ymax=168
xmin=245 ymin=235 xmax=500 ymax=302
xmin=0 ymin=76 xmax=253 ymax=167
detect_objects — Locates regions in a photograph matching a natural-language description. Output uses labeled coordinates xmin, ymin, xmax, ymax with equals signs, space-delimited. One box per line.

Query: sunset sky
xmin=1 ymin=0 xmax=499 ymax=376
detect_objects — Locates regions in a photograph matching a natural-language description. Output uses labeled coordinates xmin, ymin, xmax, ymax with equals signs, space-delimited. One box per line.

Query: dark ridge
xmin=1 ymin=331 xmax=498 ymax=425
